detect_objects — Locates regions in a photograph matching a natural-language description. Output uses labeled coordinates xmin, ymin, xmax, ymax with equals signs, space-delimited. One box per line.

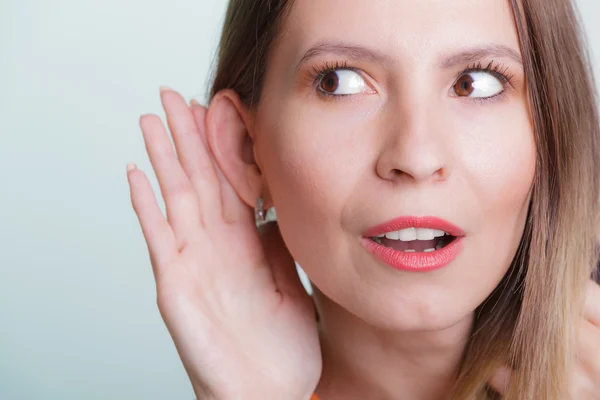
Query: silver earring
xmin=255 ymin=197 xmax=277 ymax=227
xmin=255 ymin=197 xmax=267 ymax=227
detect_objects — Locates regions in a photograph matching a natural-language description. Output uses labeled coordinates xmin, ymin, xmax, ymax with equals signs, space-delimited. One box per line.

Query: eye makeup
xmin=304 ymin=58 xmax=519 ymax=104
xmin=449 ymin=60 xmax=516 ymax=104
xmin=306 ymin=60 xmax=367 ymax=102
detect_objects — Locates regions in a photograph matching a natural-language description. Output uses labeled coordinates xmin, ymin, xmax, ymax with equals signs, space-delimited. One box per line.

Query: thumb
xmin=488 ymin=365 xmax=512 ymax=395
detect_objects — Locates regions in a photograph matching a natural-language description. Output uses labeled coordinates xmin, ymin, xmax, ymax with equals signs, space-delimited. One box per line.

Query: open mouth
xmin=369 ymin=228 xmax=457 ymax=253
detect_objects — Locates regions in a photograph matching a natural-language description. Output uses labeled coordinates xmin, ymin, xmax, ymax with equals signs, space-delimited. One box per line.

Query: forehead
xmin=280 ymin=0 xmax=520 ymax=65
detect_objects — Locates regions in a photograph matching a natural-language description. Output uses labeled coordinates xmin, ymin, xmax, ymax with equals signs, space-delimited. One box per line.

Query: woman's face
xmin=252 ymin=0 xmax=535 ymax=330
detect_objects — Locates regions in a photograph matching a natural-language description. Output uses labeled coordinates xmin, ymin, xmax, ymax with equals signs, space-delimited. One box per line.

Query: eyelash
xmin=307 ymin=60 xmax=356 ymax=102
xmin=307 ymin=60 xmax=516 ymax=104
xmin=456 ymin=60 xmax=516 ymax=103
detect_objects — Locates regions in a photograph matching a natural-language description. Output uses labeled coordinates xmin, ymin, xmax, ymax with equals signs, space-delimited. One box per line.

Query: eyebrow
xmin=295 ymin=41 xmax=393 ymax=72
xmin=295 ymin=40 xmax=523 ymax=72
xmin=437 ymin=44 xmax=523 ymax=68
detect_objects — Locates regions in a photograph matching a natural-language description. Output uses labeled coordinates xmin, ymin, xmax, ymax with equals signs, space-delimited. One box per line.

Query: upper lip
xmin=363 ymin=216 xmax=466 ymax=238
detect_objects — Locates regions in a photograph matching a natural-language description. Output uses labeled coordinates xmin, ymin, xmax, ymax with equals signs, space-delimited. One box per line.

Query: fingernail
xmin=190 ymin=98 xmax=201 ymax=107
xmin=127 ymin=163 xmax=137 ymax=172
xmin=159 ymin=86 xmax=173 ymax=93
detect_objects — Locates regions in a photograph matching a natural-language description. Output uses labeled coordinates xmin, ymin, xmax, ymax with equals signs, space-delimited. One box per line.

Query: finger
xmin=127 ymin=164 xmax=177 ymax=275
xmin=189 ymin=99 xmax=209 ymax=147
xmin=488 ymin=365 xmax=512 ymax=395
xmin=160 ymin=89 xmax=222 ymax=219
xmin=584 ymin=280 xmax=600 ymax=327
xmin=260 ymin=222 xmax=309 ymax=299
xmin=190 ymin=100 xmax=252 ymax=225
xmin=139 ymin=114 xmax=203 ymax=248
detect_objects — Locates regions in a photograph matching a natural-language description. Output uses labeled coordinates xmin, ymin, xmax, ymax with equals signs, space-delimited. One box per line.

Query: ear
xmin=205 ymin=89 xmax=267 ymax=210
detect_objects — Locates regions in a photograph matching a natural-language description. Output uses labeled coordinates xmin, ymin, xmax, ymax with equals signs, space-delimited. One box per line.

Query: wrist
xmin=191 ymin=385 xmax=314 ymax=400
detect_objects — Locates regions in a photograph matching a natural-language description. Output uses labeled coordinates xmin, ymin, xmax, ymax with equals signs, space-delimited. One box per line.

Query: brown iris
xmin=320 ymin=71 xmax=339 ymax=93
xmin=454 ymin=74 xmax=475 ymax=96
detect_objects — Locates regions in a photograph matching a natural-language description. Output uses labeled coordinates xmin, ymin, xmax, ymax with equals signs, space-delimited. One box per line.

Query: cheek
xmin=454 ymin=101 xmax=536 ymax=220
xmin=450 ymin=102 xmax=535 ymax=294
xmin=255 ymin=102 xmax=367 ymax=264
xmin=259 ymin=98 xmax=377 ymax=217
xmin=255 ymin=94 xmax=390 ymax=285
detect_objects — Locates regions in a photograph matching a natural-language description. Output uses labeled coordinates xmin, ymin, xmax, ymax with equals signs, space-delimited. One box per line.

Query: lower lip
xmin=361 ymin=236 xmax=464 ymax=272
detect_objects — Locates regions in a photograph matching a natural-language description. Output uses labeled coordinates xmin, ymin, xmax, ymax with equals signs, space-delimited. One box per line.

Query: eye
xmin=453 ymin=71 xmax=504 ymax=98
xmin=318 ymin=69 xmax=372 ymax=96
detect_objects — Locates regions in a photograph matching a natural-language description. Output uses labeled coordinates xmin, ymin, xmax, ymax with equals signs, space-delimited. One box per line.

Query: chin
xmin=353 ymin=294 xmax=476 ymax=333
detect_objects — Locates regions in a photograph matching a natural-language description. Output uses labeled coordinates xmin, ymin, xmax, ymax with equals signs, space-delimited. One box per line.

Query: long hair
xmin=207 ymin=0 xmax=600 ymax=398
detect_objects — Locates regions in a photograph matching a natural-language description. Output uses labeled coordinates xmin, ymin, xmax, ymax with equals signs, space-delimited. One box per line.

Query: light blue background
xmin=1 ymin=1 xmax=598 ymax=399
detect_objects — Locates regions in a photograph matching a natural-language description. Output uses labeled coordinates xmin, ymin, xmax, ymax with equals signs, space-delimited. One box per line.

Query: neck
xmin=313 ymin=288 xmax=474 ymax=400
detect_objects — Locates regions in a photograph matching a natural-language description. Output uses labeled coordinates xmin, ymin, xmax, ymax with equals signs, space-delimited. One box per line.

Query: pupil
xmin=322 ymin=72 xmax=339 ymax=92
xmin=456 ymin=75 xmax=474 ymax=96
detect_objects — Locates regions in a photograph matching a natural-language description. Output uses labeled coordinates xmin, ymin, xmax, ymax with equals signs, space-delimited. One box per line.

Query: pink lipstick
xmin=361 ymin=216 xmax=465 ymax=272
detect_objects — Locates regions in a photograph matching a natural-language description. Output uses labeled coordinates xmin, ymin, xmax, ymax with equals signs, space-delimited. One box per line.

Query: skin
xmin=126 ymin=0 xmax=600 ymax=398
xmin=249 ymin=0 xmax=533 ymax=398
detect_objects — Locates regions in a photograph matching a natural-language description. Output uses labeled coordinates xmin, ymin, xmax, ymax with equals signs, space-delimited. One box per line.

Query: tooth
xmin=398 ymin=228 xmax=417 ymax=241
xmin=404 ymin=249 xmax=416 ymax=253
xmin=415 ymin=228 xmax=435 ymax=240
xmin=376 ymin=234 xmax=385 ymax=238
xmin=385 ymin=231 xmax=400 ymax=240
xmin=423 ymin=248 xmax=435 ymax=253
xmin=435 ymin=243 xmax=443 ymax=250
xmin=433 ymin=229 xmax=446 ymax=238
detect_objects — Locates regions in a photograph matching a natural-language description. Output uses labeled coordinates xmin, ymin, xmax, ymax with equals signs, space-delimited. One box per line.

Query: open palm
xmin=127 ymin=88 xmax=321 ymax=399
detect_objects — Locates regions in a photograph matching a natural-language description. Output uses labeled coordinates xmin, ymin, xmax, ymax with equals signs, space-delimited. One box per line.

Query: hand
xmin=127 ymin=88 xmax=322 ymax=399
xmin=488 ymin=280 xmax=600 ymax=399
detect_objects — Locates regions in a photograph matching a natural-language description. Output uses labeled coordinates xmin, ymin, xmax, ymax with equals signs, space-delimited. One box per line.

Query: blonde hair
xmin=208 ymin=0 xmax=600 ymax=398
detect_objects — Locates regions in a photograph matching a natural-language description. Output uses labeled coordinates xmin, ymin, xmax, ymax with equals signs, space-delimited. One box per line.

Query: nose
xmin=375 ymin=100 xmax=450 ymax=184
